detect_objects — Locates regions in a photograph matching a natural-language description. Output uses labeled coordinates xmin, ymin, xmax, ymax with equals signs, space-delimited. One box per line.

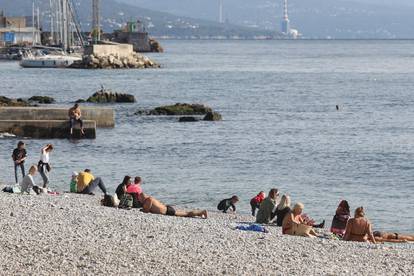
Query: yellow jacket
xmin=77 ymin=172 xmax=94 ymax=192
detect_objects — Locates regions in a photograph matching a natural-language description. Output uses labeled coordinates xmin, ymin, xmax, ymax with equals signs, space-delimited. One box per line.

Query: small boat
xmin=20 ymin=52 xmax=81 ymax=68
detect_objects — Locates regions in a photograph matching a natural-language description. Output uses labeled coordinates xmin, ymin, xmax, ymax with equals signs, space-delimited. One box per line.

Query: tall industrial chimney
xmin=281 ymin=0 xmax=290 ymax=34
xmin=219 ymin=0 xmax=224 ymax=24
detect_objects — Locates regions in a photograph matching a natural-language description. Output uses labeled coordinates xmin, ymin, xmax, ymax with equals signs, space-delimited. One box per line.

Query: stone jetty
xmin=69 ymin=44 xmax=159 ymax=69
xmin=0 ymin=107 xmax=115 ymax=139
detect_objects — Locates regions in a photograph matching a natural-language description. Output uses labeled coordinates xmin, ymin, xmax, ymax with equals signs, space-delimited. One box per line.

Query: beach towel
xmin=235 ymin=224 xmax=269 ymax=233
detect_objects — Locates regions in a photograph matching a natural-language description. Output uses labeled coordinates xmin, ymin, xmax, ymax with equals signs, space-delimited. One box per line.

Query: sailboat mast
xmin=32 ymin=1 xmax=35 ymax=46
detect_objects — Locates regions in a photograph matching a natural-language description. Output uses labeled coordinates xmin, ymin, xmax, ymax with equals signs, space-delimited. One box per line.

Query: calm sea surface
xmin=1 ymin=40 xmax=413 ymax=232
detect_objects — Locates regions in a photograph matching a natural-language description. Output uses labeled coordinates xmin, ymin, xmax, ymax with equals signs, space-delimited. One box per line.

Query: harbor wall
xmin=0 ymin=107 xmax=115 ymax=128
xmin=84 ymin=44 xmax=133 ymax=58
xmin=0 ymin=120 xmax=96 ymax=139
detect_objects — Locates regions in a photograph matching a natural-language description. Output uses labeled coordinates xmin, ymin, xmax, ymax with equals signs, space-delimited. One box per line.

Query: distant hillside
xmin=0 ymin=0 xmax=279 ymax=39
xmin=117 ymin=0 xmax=414 ymax=38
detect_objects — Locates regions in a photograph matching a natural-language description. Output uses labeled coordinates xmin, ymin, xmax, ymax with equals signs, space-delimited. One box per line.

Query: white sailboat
xmin=20 ymin=51 xmax=81 ymax=68
xmin=20 ymin=0 xmax=84 ymax=68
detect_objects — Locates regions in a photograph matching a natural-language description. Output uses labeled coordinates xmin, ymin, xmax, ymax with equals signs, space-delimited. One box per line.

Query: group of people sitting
xmin=74 ymin=174 xmax=208 ymax=219
xmin=7 ymin=158 xmax=413 ymax=243
xmin=218 ymin=189 xmax=414 ymax=243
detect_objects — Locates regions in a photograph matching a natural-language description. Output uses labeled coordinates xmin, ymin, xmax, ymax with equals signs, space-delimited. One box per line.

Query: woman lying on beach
xmin=138 ymin=193 xmax=208 ymax=219
xmin=330 ymin=200 xmax=351 ymax=237
xmin=282 ymin=202 xmax=318 ymax=237
xmin=372 ymin=231 xmax=414 ymax=243
xmin=343 ymin=207 xmax=376 ymax=243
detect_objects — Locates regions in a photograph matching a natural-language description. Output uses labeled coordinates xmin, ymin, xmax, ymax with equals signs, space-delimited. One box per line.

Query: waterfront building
xmin=0 ymin=11 xmax=40 ymax=46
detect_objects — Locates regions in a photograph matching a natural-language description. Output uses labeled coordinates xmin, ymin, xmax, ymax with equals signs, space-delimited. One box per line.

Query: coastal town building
xmin=0 ymin=11 xmax=40 ymax=46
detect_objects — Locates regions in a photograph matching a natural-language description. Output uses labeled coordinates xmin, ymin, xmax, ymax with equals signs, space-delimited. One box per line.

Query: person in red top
xmin=127 ymin=176 xmax=143 ymax=195
xmin=250 ymin=191 xmax=266 ymax=216
xmin=127 ymin=176 xmax=144 ymax=208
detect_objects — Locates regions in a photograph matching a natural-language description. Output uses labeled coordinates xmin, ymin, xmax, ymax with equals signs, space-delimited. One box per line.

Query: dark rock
xmin=148 ymin=103 xmax=212 ymax=116
xmin=87 ymin=90 xmax=136 ymax=104
xmin=0 ymin=96 xmax=32 ymax=107
xmin=203 ymin=112 xmax=222 ymax=121
xmin=179 ymin=116 xmax=199 ymax=122
xmin=149 ymin=38 xmax=164 ymax=53
xmin=28 ymin=96 xmax=55 ymax=104
xmin=75 ymin=99 xmax=86 ymax=103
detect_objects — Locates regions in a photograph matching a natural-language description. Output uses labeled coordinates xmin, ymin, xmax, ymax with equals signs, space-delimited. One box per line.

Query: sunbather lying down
xmin=138 ymin=193 xmax=208 ymax=219
xmin=373 ymin=231 xmax=414 ymax=243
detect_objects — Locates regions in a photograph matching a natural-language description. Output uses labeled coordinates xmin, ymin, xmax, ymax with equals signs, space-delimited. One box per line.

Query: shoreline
xmin=0 ymin=190 xmax=412 ymax=275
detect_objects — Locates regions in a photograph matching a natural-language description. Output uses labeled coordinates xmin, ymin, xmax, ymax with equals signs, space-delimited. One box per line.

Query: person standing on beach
xmin=250 ymin=191 xmax=266 ymax=216
xmin=76 ymin=169 xmax=108 ymax=195
xmin=256 ymin=188 xmax=279 ymax=224
xmin=12 ymin=141 xmax=27 ymax=184
xmin=217 ymin=196 xmax=239 ymax=213
xmin=139 ymin=193 xmax=208 ymax=219
xmin=38 ymin=144 xmax=53 ymax=188
xmin=68 ymin=103 xmax=84 ymax=135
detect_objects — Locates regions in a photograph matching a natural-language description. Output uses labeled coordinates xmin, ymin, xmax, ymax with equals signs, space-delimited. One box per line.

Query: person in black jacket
xmin=217 ymin=195 xmax=239 ymax=213
xmin=12 ymin=141 xmax=27 ymax=184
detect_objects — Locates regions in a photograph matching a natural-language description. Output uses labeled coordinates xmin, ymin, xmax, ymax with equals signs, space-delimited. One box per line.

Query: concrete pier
xmin=0 ymin=107 xmax=115 ymax=128
xmin=0 ymin=120 xmax=96 ymax=139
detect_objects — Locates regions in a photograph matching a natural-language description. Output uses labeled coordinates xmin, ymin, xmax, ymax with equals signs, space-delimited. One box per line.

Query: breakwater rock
xmin=70 ymin=52 xmax=160 ymax=69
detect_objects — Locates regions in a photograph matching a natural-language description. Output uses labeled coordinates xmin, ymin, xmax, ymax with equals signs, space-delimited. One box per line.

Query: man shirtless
xmin=68 ymin=103 xmax=84 ymax=135
xmin=138 ymin=193 xmax=208 ymax=219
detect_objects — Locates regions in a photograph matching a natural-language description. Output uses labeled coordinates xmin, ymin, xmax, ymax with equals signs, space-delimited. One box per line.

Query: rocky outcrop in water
xmin=203 ymin=112 xmax=222 ymax=121
xmin=84 ymin=89 xmax=136 ymax=104
xmin=179 ymin=116 xmax=199 ymax=122
xmin=136 ymin=103 xmax=213 ymax=116
xmin=70 ymin=52 xmax=160 ymax=69
xmin=28 ymin=96 xmax=55 ymax=104
xmin=0 ymin=96 xmax=31 ymax=107
xmin=149 ymin=39 xmax=164 ymax=53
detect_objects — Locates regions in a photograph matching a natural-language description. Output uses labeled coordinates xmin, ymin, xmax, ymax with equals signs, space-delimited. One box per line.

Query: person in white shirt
xmin=38 ymin=144 xmax=53 ymax=188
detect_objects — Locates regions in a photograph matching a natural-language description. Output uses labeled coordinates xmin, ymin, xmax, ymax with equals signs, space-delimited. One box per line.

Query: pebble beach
xmin=0 ymin=190 xmax=413 ymax=275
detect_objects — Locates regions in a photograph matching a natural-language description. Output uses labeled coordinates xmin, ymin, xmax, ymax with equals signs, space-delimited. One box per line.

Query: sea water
xmin=0 ymin=40 xmax=413 ymax=232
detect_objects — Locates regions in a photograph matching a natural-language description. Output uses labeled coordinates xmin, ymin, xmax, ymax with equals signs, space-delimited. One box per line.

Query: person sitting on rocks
xmin=20 ymin=165 xmax=41 ymax=195
xmin=256 ymin=188 xmax=279 ymax=224
xmin=373 ymin=231 xmax=414 ymax=243
xmin=68 ymin=103 xmax=84 ymax=135
xmin=138 ymin=193 xmax=207 ymax=219
xmin=250 ymin=191 xmax=266 ymax=216
xmin=330 ymin=200 xmax=351 ymax=237
xmin=282 ymin=202 xmax=318 ymax=237
xmin=274 ymin=194 xmax=291 ymax=226
xmin=76 ymin=169 xmax=108 ymax=195
xmin=217 ymin=195 xmax=239 ymax=213
xmin=343 ymin=207 xmax=376 ymax=243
